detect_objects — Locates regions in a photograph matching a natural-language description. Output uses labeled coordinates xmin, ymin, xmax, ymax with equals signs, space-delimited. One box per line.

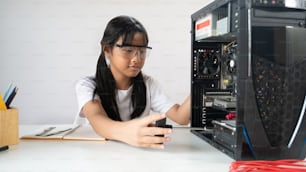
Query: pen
xmin=3 ymin=82 xmax=13 ymax=102
xmin=45 ymin=128 xmax=73 ymax=137
xmin=35 ymin=127 xmax=56 ymax=136
xmin=63 ymin=125 xmax=81 ymax=136
xmin=5 ymin=87 xmax=18 ymax=108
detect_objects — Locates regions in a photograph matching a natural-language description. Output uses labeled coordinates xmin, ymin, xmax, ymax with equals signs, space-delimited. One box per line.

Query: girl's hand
xmin=120 ymin=114 xmax=172 ymax=149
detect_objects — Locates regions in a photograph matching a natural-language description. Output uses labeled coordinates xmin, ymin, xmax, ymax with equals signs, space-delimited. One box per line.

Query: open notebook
xmin=20 ymin=124 xmax=105 ymax=141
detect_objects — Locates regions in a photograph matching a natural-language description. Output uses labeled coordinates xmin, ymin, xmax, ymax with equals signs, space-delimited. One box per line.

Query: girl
xmin=75 ymin=15 xmax=190 ymax=149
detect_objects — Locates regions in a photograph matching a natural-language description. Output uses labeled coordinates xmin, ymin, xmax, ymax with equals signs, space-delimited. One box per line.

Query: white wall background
xmin=0 ymin=0 xmax=213 ymax=124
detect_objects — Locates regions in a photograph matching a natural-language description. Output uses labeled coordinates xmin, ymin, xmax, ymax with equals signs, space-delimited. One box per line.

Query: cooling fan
xmin=198 ymin=49 xmax=221 ymax=77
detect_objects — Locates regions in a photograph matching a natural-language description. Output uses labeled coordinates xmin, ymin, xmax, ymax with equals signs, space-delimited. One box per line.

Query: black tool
xmin=155 ymin=118 xmax=172 ymax=137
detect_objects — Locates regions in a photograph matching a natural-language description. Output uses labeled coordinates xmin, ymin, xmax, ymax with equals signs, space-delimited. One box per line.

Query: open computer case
xmin=190 ymin=0 xmax=306 ymax=160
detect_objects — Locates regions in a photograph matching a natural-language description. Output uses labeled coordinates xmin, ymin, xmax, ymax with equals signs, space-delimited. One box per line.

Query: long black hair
xmin=93 ymin=15 xmax=148 ymax=121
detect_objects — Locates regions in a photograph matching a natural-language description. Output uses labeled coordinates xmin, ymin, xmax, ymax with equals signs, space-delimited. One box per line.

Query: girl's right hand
xmin=120 ymin=114 xmax=172 ymax=149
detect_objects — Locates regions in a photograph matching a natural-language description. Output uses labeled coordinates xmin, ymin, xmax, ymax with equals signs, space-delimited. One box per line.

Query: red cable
xmin=229 ymin=159 xmax=306 ymax=172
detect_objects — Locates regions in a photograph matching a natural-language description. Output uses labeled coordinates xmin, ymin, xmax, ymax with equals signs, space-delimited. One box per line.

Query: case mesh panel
xmin=252 ymin=56 xmax=306 ymax=146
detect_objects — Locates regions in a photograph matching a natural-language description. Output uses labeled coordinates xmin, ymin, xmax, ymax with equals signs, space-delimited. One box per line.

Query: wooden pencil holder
xmin=0 ymin=108 xmax=19 ymax=147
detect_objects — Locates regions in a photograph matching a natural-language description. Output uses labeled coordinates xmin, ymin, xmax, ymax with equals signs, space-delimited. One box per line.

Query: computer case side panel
xmin=236 ymin=5 xmax=274 ymax=159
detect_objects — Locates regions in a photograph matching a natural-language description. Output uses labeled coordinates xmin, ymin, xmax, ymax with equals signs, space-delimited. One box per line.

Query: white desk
xmin=0 ymin=125 xmax=233 ymax=172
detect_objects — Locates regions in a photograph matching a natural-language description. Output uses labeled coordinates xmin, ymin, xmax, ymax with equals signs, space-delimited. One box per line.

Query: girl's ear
xmin=102 ymin=45 xmax=112 ymax=58
xmin=102 ymin=45 xmax=111 ymax=67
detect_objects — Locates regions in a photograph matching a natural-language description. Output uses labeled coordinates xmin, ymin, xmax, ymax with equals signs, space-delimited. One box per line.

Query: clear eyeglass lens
xmin=120 ymin=46 xmax=150 ymax=59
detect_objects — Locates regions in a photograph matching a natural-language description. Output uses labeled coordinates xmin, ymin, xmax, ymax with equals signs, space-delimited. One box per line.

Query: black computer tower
xmin=190 ymin=0 xmax=306 ymax=160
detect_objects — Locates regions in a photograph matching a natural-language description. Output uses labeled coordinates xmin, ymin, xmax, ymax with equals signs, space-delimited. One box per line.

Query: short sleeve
xmin=145 ymin=75 xmax=175 ymax=114
xmin=75 ymin=76 xmax=99 ymax=118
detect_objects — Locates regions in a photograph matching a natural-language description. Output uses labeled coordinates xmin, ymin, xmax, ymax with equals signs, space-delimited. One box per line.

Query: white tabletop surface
xmin=0 ymin=125 xmax=233 ymax=172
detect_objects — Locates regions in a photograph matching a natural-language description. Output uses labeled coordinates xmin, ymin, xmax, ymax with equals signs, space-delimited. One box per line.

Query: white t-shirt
xmin=75 ymin=74 xmax=175 ymax=123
